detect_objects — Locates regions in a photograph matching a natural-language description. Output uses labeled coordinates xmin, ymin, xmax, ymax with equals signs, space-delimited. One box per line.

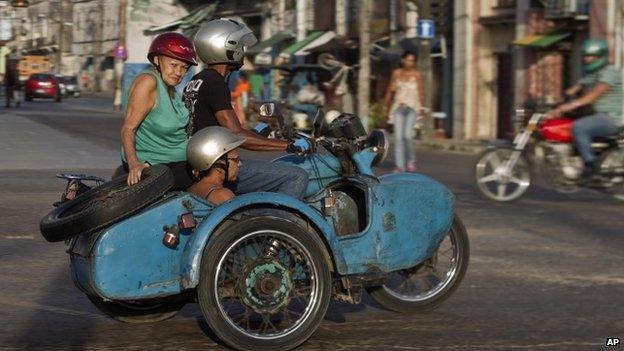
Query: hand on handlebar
xmin=286 ymin=137 xmax=312 ymax=156
xmin=252 ymin=122 xmax=271 ymax=137
xmin=127 ymin=162 xmax=149 ymax=186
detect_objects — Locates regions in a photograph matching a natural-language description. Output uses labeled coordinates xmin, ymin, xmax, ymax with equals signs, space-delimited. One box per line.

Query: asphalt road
xmin=0 ymin=97 xmax=622 ymax=351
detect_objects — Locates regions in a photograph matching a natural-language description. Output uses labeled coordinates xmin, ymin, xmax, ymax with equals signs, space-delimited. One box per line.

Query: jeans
xmin=230 ymin=159 xmax=309 ymax=199
xmin=392 ymin=105 xmax=418 ymax=169
xmin=572 ymin=113 xmax=622 ymax=164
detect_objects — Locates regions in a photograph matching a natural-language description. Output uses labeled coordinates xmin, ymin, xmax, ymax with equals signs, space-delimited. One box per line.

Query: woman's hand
xmin=127 ymin=161 xmax=149 ymax=186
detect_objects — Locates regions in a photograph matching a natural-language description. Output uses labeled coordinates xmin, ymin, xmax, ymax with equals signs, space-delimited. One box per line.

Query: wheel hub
xmin=238 ymin=259 xmax=292 ymax=312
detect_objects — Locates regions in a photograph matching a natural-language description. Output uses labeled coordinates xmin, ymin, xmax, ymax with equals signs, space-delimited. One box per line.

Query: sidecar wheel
xmin=40 ymin=164 xmax=173 ymax=242
xmin=197 ymin=217 xmax=331 ymax=351
xmin=87 ymin=295 xmax=184 ymax=323
xmin=366 ymin=216 xmax=469 ymax=313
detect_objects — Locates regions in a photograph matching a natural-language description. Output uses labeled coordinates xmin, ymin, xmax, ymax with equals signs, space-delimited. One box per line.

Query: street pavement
xmin=0 ymin=96 xmax=622 ymax=350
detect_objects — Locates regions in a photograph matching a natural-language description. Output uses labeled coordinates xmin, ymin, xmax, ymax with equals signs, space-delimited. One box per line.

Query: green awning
xmin=514 ymin=31 xmax=571 ymax=48
xmin=279 ymin=31 xmax=325 ymax=57
xmin=246 ymin=31 xmax=294 ymax=56
xmin=144 ymin=3 xmax=219 ymax=38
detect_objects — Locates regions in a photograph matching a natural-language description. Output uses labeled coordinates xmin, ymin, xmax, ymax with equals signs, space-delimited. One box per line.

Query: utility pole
xmin=357 ymin=0 xmax=372 ymax=130
xmin=335 ymin=0 xmax=347 ymax=37
xmin=113 ymin=0 xmax=127 ymax=112
xmin=389 ymin=0 xmax=398 ymax=45
xmin=417 ymin=0 xmax=433 ymax=139
xmin=93 ymin=0 xmax=104 ymax=92
xmin=56 ymin=0 xmax=67 ymax=74
xmin=296 ymin=0 xmax=306 ymax=41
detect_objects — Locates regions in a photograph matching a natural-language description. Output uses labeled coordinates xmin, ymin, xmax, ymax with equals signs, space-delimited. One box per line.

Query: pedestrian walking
xmin=4 ymin=49 xmax=21 ymax=108
xmin=383 ymin=51 xmax=428 ymax=172
xmin=231 ymin=71 xmax=251 ymax=125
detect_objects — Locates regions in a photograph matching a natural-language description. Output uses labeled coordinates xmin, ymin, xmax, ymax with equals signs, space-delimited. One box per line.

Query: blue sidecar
xmin=43 ymin=107 xmax=469 ymax=351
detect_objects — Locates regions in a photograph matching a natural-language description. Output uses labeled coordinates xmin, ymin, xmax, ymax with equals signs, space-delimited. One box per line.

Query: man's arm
xmin=564 ymin=84 xmax=583 ymax=97
xmin=214 ymin=109 xmax=288 ymax=151
xmin=556 ymin=83 xmax=610 ymax=114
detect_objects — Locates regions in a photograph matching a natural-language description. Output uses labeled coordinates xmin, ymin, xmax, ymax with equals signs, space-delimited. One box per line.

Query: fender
xmin=180 ymin=192 xmax=347 ymax=288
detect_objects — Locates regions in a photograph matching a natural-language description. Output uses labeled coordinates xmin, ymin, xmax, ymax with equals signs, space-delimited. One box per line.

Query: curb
xmin=413 ymin=139 xmax=486 ymax=155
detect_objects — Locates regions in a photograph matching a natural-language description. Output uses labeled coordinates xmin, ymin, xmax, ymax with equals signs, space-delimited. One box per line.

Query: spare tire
xmin=40 ymin=164 xmax=174 ymax=242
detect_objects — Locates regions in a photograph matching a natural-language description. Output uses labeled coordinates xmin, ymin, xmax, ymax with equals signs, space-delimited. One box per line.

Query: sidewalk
xmin=414 ymin=138 xmax=487 ymax=155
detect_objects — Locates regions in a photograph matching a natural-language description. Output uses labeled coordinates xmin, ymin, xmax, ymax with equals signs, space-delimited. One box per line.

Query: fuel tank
xmin=540 ymin=117 xmax=574 ymax=143
xmin=274 ymin=154 xmax=343 ymax=197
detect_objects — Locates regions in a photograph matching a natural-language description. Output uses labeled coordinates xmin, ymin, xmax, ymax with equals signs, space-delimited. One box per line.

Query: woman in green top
xmin=121 ymin=32 xmax=198 ymax=189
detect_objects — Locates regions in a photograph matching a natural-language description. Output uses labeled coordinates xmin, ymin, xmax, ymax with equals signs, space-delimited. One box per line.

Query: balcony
xmin=544 ymin=0 xmax=590 ymax=20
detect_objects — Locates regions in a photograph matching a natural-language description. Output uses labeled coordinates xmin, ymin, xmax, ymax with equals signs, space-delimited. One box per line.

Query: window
xmin=496 ymin=0 xmax=516 ymax=8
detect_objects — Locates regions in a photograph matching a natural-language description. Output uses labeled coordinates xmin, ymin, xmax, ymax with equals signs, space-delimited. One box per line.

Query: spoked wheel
xmin=87 ymin=295 xmax=184 ymax=323
xmin=198 ymin=217 xmax=331 ymax=351
xmin=475 ymin=148 xmax=531 ymax=202
xmin=600 ymin=149 xmax=624 ymax=202
xmin=367 ymin=216 xmax=469 ymax=312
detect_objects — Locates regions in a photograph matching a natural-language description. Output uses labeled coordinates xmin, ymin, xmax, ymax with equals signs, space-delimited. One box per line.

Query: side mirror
xmin=259 ymin=102 xmax=277 ymax=117
xmin=258 ymin=102 xmax=286 ymax=136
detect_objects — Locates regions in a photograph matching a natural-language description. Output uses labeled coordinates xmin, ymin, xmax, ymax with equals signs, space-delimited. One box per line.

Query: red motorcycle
xmin=475 ymin=109 xmax=624 ymax=202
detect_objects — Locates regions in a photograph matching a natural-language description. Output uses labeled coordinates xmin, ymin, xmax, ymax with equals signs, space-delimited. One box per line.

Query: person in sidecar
xmin=121 ymin=32 xmax=198 ymax=190
xmin=186 ymin=126 xmax=245 ymax=205
xmin=183 ymin=19 xmax=310 ymax=200
xmin=546 ymin=39 xmax=623 ymax=181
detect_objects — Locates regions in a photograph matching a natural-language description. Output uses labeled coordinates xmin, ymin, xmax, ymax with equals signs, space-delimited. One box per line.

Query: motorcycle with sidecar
xmin=40 ymin=103 xmax=469 ymax=351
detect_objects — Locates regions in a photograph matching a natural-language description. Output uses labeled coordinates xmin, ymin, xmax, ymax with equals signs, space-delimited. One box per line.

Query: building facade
xmin=454 ymin=0 xmax=623 ymax=141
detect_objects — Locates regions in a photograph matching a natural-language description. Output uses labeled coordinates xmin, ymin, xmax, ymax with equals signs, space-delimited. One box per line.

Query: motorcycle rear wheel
xmin=474 ymin=147 xmax=531 ymax=202
xmin=366 ymin=215 xmax=469 ymax=313
xmin=599 ymin=148 xmax=624 ymax=202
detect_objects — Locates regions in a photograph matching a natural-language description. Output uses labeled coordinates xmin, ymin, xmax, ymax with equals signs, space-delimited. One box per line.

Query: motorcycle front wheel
xmin=474 ymin=147 xmax=531 ymax=202
xmin=366 ymin=215 xmax=469 ymax=313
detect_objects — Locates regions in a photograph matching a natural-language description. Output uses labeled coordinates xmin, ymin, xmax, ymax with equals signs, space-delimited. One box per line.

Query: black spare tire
xmin=40 ymin=164 xmax=174 ymax=242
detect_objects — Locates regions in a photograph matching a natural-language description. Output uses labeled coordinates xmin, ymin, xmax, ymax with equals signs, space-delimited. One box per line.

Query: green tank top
xmin=122 ymin=69 xmax=189 ymax=164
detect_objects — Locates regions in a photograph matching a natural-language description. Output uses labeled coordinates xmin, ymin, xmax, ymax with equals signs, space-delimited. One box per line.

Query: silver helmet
xmin=187 ymin=126 xmax=246 ymax=172
xmin=193 ymin=18 xmax=258 ymax=68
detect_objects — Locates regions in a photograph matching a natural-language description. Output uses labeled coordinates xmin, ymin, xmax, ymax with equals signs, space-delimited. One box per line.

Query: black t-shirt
xmin=183 ymin=68 xmax=232 ymax=135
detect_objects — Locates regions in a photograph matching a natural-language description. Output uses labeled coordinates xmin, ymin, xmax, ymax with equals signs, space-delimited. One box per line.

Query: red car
xmin=25 ymin=73 xmax=62 ymax=102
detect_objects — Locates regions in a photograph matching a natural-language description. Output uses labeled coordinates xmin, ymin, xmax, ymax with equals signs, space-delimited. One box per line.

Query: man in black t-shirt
xmin=183 ymin=19 xmax=310 ymax=199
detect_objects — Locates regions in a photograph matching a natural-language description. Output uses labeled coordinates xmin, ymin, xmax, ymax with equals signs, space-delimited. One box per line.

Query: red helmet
xmin=147 ymin=32 xmax=198 ymax=66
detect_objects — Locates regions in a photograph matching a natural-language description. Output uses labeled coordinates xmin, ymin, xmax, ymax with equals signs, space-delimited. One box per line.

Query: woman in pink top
xmin=383 ymin=51 xmax=427 ymax=172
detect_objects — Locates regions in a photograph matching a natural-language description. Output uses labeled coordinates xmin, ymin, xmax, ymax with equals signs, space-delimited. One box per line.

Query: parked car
xmin=63 ymin=75 xmax=80 ymax=97
xmin=25 ymin=73 xmax=61 ymax=102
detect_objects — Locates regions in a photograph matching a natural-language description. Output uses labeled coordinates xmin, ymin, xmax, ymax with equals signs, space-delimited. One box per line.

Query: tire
xmin=474 ymin=147 xmax=531 ymax=202
xmin=599 ymin=148 xmax=624 ymax=202
xmin=54 ymin=93 xmax=61 ymax=102
xmin=87 ymin=295 xmax=184 ymax=323
xmin=198 ymin=217 xmax=331 ymax=351
xmin=40 ymin=164 xmax=174 ymax=242
xmin=366 ymin=215 xmax=469 ymax=313
xmin=25 ymin=95 xmax=32 ymax=101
